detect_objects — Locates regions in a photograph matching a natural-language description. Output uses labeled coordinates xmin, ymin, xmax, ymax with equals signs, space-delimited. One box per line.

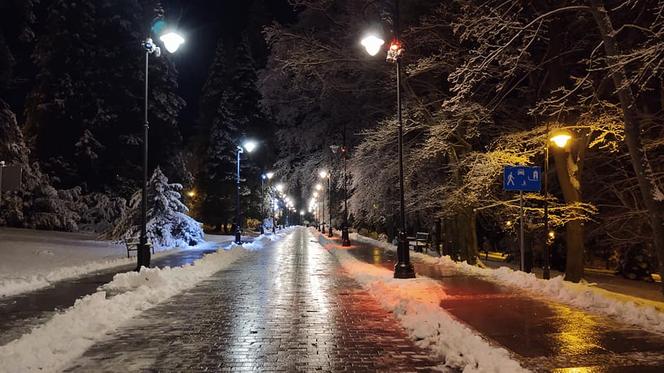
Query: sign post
xmin=504 ymin=166 xmax=541 ymax=272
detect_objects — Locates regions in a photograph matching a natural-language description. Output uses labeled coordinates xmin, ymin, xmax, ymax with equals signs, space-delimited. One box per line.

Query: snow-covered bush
xmin=78 ymin=193 xmax=127 ymax=233
xmin=105 ymin=167 xmax=204 ymax=249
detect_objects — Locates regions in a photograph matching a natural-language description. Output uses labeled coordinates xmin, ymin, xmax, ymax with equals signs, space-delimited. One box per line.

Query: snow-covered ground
xmin=0 ymin=228 xmax=294 ymax=373
xmin=349 ymin=232 xmax=664 ymax=335
xmin=322 ymin=230 xmax=527 ymax=372
xmin=0 ymin=228 xmax=233 ymax=297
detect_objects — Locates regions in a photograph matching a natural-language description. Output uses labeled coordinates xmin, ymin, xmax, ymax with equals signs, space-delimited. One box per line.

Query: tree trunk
xmin=456 ymin=207 xmax=478 ymax=264
xmin=590 ymin=0 xmax=664 ymax=293
xmin=553 ymin=149 xmax=585 ymax=282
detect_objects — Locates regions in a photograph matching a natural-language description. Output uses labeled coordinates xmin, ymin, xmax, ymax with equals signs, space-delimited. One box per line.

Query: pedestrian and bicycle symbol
xmin=503 ymin=166 xmax=541 ymax=192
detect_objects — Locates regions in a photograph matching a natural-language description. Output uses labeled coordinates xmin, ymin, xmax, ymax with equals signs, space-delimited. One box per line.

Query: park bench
xmin=124 ymin=240 xmax=153 ymax=258
xmin=407 ymin=232 xmax=430 ymax=253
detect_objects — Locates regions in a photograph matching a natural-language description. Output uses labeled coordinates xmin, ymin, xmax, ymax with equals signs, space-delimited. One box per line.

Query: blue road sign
xmin=503 ymin=166 xmax=541 ymax=192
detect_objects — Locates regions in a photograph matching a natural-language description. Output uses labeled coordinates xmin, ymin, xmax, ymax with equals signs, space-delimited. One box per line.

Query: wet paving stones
xmin=65 ymin=228 xmax=441 ymax=372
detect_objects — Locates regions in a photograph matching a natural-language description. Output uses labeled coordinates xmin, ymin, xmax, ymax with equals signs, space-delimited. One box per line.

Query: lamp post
xmin=320 ymin=170 xmax=333 ymax=238
xmin=316 ymin=183 xmax=324 ymax=233
xmin=361 ymin=0 xmax=414 ymax=278
xmin=235 ymin=140 xmax=258 ymax=245
xmin=275 ymin=183 xmax=284 ymax=232
xmin=137 ymin=29 xmax=185 ymax=271
xmin=543 ymin=128 xmax=572 ymax=279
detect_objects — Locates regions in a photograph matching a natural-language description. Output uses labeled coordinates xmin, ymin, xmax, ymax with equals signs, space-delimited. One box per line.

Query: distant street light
xmin=137 ymin=25 xmax=185 ymax=271
xmin=543 ymin=128 xmax=573 ymax=279
xmin=235 ymin=140 xmax=258 ymax=244
xmin=361 ymin=0 xmax=414 ymax=278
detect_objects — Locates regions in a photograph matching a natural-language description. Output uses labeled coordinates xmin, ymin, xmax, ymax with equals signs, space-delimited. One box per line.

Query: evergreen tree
xmin=193 ymin=35 xmax=265 ymax=230
xmin=24 ymin=0 xmax=187 ymax=195
xmin=107 ymin=167 xmax=204 ymax=248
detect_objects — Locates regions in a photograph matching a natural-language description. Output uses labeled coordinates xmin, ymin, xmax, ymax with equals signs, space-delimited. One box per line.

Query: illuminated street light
xmin=137 ymin=23 xmax=185 ymax=270
xmin=543 ymin=128 xmax=574 ymax=279
xmin=159 ymin=31 xmax=185 ymax=53
xmin=235 ymin=140 xmax=259 ymax=244
xmin=550 ymin=132 xmax=572 ymax=148
xmin=361 ymin=34 xmax=385 ymax=56
xmin=361 ymin=0 xmax=414 ymax=279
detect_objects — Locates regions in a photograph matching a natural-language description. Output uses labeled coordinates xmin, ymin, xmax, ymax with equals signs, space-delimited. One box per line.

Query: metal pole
xmin=394 ymin=0 xmax=415 ymax=279
xmin=543 ymin=126 xmax=551 ymax=279
xmin=137 ymin=50 xmax=151 ymax=271
xmin=272 ymin=184 xmax=276 ymax=233
xmin=0 ymin=161 xmax=4 ymax=211
xmin=322 ymin=184 xmax=326 ymax=234
xmin=341 ymin=126 xmax=351 ymax=246
xmin=328 ymin=176 xmax=333 ymax=237
xmin=235 ymin=148 xmax=242 ymax=244
xmin=520 ymin=191 xmax=525 ymax=272
xmin=260 ymin=177 xmax=265 ymax=235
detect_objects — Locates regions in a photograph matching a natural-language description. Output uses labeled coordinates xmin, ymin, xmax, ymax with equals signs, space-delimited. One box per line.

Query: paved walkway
xmin=64 ymin=228 xmax=440 ymax=372
xmin=0 ymin=240 xmax=231 ymax=345
xmin=326 ymin=234 xmax=664 ymax=372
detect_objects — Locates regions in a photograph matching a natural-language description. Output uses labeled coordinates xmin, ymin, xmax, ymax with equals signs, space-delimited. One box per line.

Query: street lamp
xmin=137 ymin=26 xmax=185 ymax=271
xmin=543 ymin=129 xmax=572 ymax=279
xmin=235 ymin=140 xmax=258 ymax=244
xmin=319 ymin=170 xmax=333 ymax=237
xmin=361 ymin=0 xmax=414 ymax=278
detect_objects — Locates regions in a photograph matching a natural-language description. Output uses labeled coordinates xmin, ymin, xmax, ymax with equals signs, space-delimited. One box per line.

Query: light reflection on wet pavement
xmin=0 ymin=242 xmax=228 ymax=345
xmin=65 ymin=228 xmax=441 ymax=372
xmin=336 ymin=235 xmax=664 ymax=372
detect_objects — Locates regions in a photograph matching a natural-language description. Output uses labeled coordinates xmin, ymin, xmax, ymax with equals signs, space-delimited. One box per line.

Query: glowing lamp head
xmin=361 ymin=34 xmax=385 ymax=56
xmin=300 ymin=210 xmax=304 ymax=215
xmin=313 ymin=191 xmax=319 ymax=198
xmin=276 ymin=183 xmax=285 ymax=192
xmin=186 ymin=190 xmax=196 ymax=197
xmin=159 ymin=31 xmax=185 ymax=53
xmin=266 ymin=172 xmax=274 ymax=179
xmin=242 ymin=140 xmax=258 ymax=153
xmin=315 ymin=184 xmax=322 ymax=191
xmin=550 ymin=131 xmax=572 ymax=148
xmin=548 ymin=231 xmax=556 ymax=239
xmin=319 ymin=170 xmax=328 ymax=179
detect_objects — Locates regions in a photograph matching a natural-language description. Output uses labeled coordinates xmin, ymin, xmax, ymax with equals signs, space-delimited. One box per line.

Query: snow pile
xmin=0 ymin=239 xmax=262 ymax=372
xmin=324 ymin=235 xmax=527 ymax=372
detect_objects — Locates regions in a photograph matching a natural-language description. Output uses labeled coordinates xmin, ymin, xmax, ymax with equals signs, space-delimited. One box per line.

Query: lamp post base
xmin=327 ymin=227 xmax=333 ymax=238
xmin=394 ymin=235 xmax=415 ymax=279
xmin=235 ymin=230 xmax=242 ymax=245
xmin=260 ymin=226 xmax=264 ymax=235
xmin=341 ymin=226 xmax=351 ymax=247
xmin=136 ymin=242 xmax=151 ymax=271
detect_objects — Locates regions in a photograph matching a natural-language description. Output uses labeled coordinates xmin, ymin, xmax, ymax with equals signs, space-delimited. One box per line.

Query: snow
xmin=0 ymin=229 xmax=293 ymax=373
xmin=322 ymin=231 xmax=528 ymax=372
xmin=350 ymin=232 xmax=664 ymax=335
xmin=0 ymin=228 xmax=234 ymax=298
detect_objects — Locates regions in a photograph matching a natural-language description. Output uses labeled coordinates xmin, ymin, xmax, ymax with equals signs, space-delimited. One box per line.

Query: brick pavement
xmin=65 ymin=228 xmax=441 ymax=372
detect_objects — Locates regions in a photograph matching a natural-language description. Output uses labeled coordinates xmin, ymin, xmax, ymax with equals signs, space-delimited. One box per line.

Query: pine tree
xmin=193 ymin=34 xmax=265 ymax=230
xmin=24 ymin=0 xmax=187 ymax=194
xmin=107 ymin=167 xmax=204 ymax=248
